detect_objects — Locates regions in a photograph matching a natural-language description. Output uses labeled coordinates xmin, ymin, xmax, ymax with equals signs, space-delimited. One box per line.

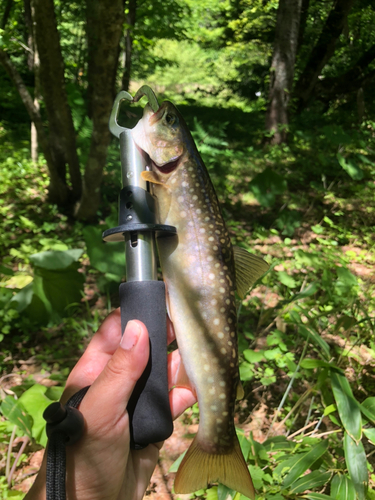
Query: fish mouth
xmin=152 ymin=157 xmax=180 ymax=174
xmin=149 ymin=103 xmax=167 ymax=126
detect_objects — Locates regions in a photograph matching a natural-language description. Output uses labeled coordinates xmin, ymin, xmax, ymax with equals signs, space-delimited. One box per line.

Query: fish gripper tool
xmin=103 ymin=90 xmax=176 ymax=449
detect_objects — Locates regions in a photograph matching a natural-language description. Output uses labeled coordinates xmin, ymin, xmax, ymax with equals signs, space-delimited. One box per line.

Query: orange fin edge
xmin=174 ymin=433 xmax=255 ymax=499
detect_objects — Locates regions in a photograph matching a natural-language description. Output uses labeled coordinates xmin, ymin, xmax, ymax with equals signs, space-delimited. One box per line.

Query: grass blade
xmin=330 ymin=474 xmax=356 ymax=500
xmin=289 ymin=470 xmax=331 ymax=494
xmin=330 ymin=371 xmax=362 ymax=442
xmin=282 ymin=439 xmax=329 ymax=487
xmin=343 ymin=432 xmax=368 ymax=500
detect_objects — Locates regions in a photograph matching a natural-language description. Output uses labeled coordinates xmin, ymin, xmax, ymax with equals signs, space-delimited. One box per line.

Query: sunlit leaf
xmin=282 ymin=440 xmax=329 ymax=487
xmin=337 ymin=153 xmax=364 ymax=180
xmin=302 ymin=494 xmax=335 ymax=500
xmin=330 ymin=371 xmax=361 ymax=442
xmin=29 ymin=249 xmax=83 ymax=270
xmin=331 ymin=474 xmax=356 ymax=500
xmin=363 ymin=428 xmax=375 ymax=444
xmin=19 ymin=384 xmax=53 ymax=446
xmin=360 ymin=397 xmax=375 ymax=425
xmin=0 ymin=396 xmax=33 ymax=439
xmin=343 ymin=432 xmax=368 ymax=500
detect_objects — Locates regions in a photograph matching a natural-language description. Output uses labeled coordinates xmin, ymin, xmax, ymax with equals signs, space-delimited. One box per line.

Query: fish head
xmin=132 ymin=101 xmax=191 ymax=179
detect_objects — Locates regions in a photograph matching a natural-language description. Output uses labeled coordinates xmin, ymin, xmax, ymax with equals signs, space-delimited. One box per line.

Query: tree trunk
xmin=265 ymin=0 xmax=302 ymax=144
xmin=32 ymin=0 xmax=82 ymax=203
xmin=75 ymin=0 xmax=124 ymax=220
xmin=1 ymin=0 xmax=13 ymax=29
xmin=293 ymin=0 xmax=355 ymax=111
xmin=122 ymin=0 xmax=137 ymax=92
xmin=0 ymin=48 xmax=69 ymax=204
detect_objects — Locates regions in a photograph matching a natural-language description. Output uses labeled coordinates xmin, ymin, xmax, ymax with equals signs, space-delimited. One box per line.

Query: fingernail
xmin=120 ymin=320 xmax=141 ymax=350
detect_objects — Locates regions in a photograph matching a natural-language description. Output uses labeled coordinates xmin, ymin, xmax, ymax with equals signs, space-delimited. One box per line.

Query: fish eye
xmin=165 ymin=113 xmax=177 ymax=126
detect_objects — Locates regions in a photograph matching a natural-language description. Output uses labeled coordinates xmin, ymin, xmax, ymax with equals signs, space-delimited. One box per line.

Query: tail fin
xmin=174 ymin=434 xmax=255 ymax=499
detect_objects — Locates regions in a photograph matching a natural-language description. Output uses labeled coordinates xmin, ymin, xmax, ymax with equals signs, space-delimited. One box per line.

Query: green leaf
xmin=302 ymin=494 xmax=335 ymax=500
xmin=331 ymin=474 xmax=356 ymax=500
xmin=0 ymin=396 xmax=33 ymax=439
xmin=239 ymin=362 xmax=254 ymax=381
xmin=0 ymin=264 xmax=15 ymax=276
xmin=18 ymin=384 xmax=54 ymax=446
xmin=298 ymin=325 xmax=330 ymax=360
xmin=169 ymin=450 xmax=187 ymax=472
xmin=263 ymin=436 xmax=295 ymax=452
xmin=218 ymin=484 xmax=236 ymax=500
xmin=300 ymin=359 xmax=335 ymax=370
xmin=83 ymin=226 xmax=125 ymax=277
xmin=282 ymin=440 xmax=329 ymax=487
xmin=243 ymin=349 xmax=264 ymax=363
xmin=288 ymin=470 xmax=331 ymax=494
xmin=236 ymin=428 xmax=251 ymax=461
xmin=330 ymin=371 xmax=362 ymax=442
xmin=277 ymin=271 xmax=297 ymax=288
xmin=33 ymin=264 xmax=85 ymax=318
xmin=248 ymin=465 xmax=266 ymax=490
xmin=337 ymin=153 xmax=364 ymax=180
xmin=323 ymin=404 xmax=337 ymax=416
xmin=289 ymin=283 xmax=319 ymax=302
xmin=29 ymin=249 xmax=83 ymax=270
xmin=248 ymin=168 xmax=287 ymax=208
xmin=343 ymin=432 xmax=368 ymax=500
xmin=363 ymin=427 xmax=375 ymax=444
xmin=360 ymin=397 xmax=375 ymax=425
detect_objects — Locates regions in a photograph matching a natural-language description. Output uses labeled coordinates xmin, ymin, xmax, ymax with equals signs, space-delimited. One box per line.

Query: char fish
xmin=132 ymin=101 xmax=268 ymax=499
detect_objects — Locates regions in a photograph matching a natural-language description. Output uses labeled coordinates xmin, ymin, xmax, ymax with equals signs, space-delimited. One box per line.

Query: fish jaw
xmin=131 ymin=101 xmax=185 ymax=170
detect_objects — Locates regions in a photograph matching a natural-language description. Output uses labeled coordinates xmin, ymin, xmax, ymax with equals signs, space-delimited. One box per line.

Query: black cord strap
xmin=43 ymin=386 xmax=90 ymax=500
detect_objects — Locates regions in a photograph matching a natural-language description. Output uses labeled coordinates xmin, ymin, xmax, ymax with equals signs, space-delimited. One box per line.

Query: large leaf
xmin=330 ymin=371 xmax=362 ymax=442
xmin=331 ymin=474 xmax=356 ymax=500
xmin=337 ymin=153 xmax=364 ymax=180
xmin=343 ymin=432 xmax=368 ymax=500
xmin=0 ymin=396 xmax=33 ymax=439
xmin=282 ymin=440 xmax=329 ymax=487
xmin=248 ymin=168 xmax=287 ymax=208
xmin=18 ymin=384 xmax=53 ymax=446
xmin=83 ymin=225 xmax=125 ymax=277
xmin=33 ymin=264 xmax=85 ymax=317
xmin=363 ymin=428 xmax=375 ymax=444
xmin=289 ymin=470 xmax=331 ymax=494
xmin=30 ymin=249 xmax=83 ymax=270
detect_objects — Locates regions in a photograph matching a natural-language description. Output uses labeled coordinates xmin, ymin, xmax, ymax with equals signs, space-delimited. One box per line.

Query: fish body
xmin=132 ymin=102 xmax=267 ymax=498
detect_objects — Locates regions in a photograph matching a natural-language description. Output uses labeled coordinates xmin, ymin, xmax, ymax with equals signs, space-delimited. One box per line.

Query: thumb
xmin=80 ymin=320 xmax=150 ymax=433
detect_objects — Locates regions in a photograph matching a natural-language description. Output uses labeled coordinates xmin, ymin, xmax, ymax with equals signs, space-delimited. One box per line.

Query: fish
xmin=131 ymin=101 xmax=269 ymax=499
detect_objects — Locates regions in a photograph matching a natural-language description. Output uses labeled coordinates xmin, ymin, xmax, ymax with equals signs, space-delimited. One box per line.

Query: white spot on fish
xmin=216 ymin=418 xmax=223 ymax=424
xmin=215 ymin=263 xmax=220 ymax=268
xmin=207 ymin=256 xmax=213 ymax=261
xmin=208 ymin=237 xmax=214 ymax=241
xmin=196 ymin=208 xmax=201 ymax=214
xmin=171 ymin=178 xmax=176 ymax=184
xmin=182 ymin=181 xmax=188 ymax=187
xmin=219 ymin=368 xmax=226 ymax=374
xmin=219 ymin=381 xmax=226 ymax=387
xmin=211 ymin=299 xmax=217 ymax=306
xmin=214 ymin=318 xmax=220 ymax=325
xmin=213 ymin=246 xmax=218 ymax=250
xmin=180 ymin=211 xmax=187 ymax=218
xmin=226 ymin=299 xmax=230 ymax=305
xmin=208 ymin=376 xmax=214 ymax=383
xmin=223 ymin=411 xmax=228 ymax=417
xmin=220 ymin=347 xmax=226 ymax=354
xmin=219 ymin=287 xmax=225 ymax=293
xmin=177 ymin=196 xmax=184 ymax=203
xmin=209 ymin=273 xmax=215 ymax=280
xmin=217 ymin=332 xmax=224 ymax=339
xmin=209 ymin=388 xmax=216 ymax=395
xmin=199 ymin=228 xmax=205 ymax=233
xmin=219 ymin=393 xmax=226 ymax=399
xmin=225 ymin=326 xmax=230 ymax=331
xmin=220 ymin=307 xmax=225 ymax=312
xmin=211 ymin=405 xmax=218 ymax=411
xmin=204 ymin=364 xmax=210 ymax=371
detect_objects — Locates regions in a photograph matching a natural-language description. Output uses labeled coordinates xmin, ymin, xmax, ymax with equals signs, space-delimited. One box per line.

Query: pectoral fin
xmin=233 ymin=246 xmax=269 ymax=299
xmin=141 ymin=170 xmax=164 ymax=185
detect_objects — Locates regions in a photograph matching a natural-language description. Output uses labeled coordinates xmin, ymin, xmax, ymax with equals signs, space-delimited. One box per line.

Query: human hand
xmin=25 ymin=309 xmax=196 ymax=500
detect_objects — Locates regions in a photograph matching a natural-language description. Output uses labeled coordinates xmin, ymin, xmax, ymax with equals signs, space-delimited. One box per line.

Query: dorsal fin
xmin=233 ymin=246 xmax=269 ymax=299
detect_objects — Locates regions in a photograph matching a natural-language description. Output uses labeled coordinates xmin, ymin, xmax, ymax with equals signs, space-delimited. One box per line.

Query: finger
xmin=169 ymin=387 xmax=197 ymax=420
xmin=166 ymin=316 xmax=176 ymax=345
xmin=80 ymin=320 xmax=150 ymax=433
xmin=62 ymin=309 xmax=122 ymax=401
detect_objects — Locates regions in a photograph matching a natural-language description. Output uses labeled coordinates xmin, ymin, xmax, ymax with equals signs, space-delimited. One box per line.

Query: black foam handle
xmin=119 ymin=280 xmax=173 ymax=449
